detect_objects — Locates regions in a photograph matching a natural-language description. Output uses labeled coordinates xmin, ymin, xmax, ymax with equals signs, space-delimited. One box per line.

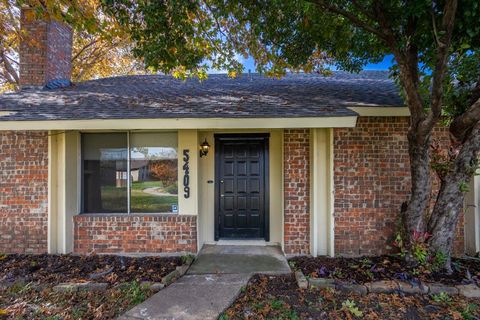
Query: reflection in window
xmin=82 ymin=133 xmax=128 ymax=213
xmin=81 ymin=132 xmax=178 ymax=214
xmin=130 ymin=133 xmax=178 ymax=213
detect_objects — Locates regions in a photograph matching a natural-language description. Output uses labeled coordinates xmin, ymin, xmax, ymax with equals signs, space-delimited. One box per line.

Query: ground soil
xmin=0 ymin=254 xmax=183 ymax=285
xmin=289 ymin=255 xmax=480 ymax=285
xmin=222 ymin=274 xmax=480 ymax=320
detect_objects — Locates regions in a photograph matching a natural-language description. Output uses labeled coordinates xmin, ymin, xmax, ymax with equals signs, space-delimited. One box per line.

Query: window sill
xmin=77 ymin=212 xmax=178 ymax=217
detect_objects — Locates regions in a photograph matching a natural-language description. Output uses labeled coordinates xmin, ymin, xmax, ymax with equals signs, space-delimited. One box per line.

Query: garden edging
xmin=295 ymin=270 xmax=480 ymax=298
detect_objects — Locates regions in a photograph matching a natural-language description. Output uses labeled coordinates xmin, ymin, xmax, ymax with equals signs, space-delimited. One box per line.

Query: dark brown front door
xmin=215 ymin=134 xmax=269 ymax=240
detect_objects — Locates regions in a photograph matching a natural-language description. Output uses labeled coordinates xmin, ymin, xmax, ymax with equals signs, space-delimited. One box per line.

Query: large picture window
xmin=82 ymin=132 xmax=178 ymax=214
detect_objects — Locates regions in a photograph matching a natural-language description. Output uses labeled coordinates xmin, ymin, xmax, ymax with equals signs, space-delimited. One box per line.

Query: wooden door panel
xmin=215 ymin=135 xmax=269 ymax=240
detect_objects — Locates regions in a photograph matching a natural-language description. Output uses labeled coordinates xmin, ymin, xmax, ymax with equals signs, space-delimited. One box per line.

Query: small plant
xmin=412 ymin=242 xmax=429 ymax=265
xmin=430 ymin=251 xmax=448 ymax=272
xmin=181 ymin=254 xmax=195 ymax=265
xmin=459 ymin=181 xmax=470 ymax=193
xmin=288 ymin=261 xmax=297 ymax=269
xmin=253 ymin=302 xmax=265 ymax=310
xmin=460 ymin=303 xmax=478 ymax=320
xmin=363 ymin=269 xmax=375 ymax=280
xmin=393 ymin=229 xmax=449 ymax=274
xmin=270 ymin=299 xmax=284 ymax=310
xmin=324 ymin=287 xmax=335 ymax=294
xmin=360 ymin=258 xmax=372 ymax=268
xmin=125 ymin=281 xmax=148 ymax=305
xmin=411 ymin=230 xmax=431 ymax=266
xmin=392 ymin=232 xmax=407 ymax=257
xmin=218 ymin=314 xmax=229 ymax=320
xmin=341 ymin=299 xmax=363 ymax=317
xmin=431 ymin=292 xmax=452 ymax=304
xmin=411 ymin=268 xmax=420 ymax=277
xmin=332 ymin=268 xmax=345 ymax=279
xmin=283 ymin=310 xmax=300 ymax=320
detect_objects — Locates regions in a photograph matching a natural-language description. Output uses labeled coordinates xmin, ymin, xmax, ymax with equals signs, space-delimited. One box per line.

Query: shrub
xmin=149 ymin=160 xmax=177 ymax=185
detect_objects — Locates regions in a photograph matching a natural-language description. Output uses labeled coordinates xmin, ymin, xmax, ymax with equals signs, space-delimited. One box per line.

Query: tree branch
xmin=72 ymin=38 xmax=99 ymax=62
xmin=426 ymin=0 xmax=458 ymax=128
xmin=307 ymin=0 xmax=389 ymax=41
xmin=0 ymin=47 xmax=19 ymax=84
xmin=450 ymin=98 xmax=480 ymax=142
xmin=351 ymin=0 xmax=376 ymax=21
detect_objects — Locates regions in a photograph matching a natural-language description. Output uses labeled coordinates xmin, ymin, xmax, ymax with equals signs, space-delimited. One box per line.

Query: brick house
xmin=1 ymin=9 xmax=479 ymax=257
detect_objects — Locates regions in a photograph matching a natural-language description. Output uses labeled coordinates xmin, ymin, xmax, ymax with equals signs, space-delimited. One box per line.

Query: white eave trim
xmin=348 ymin=106 xmax=409 ymax=116
xmin=0 ymin=116 xmax=358 ymax=130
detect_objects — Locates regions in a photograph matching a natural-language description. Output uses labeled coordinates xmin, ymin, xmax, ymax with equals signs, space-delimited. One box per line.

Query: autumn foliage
xmin=149 ymin=160 xmax=177 ymax=186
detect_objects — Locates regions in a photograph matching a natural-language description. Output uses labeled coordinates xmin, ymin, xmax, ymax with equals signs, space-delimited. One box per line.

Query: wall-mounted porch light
xmin=199 ymin=138 xmax=210 ymax=158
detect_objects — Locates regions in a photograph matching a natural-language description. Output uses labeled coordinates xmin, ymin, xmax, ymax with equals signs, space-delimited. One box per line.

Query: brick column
xmin=0 ymin=131 xmax=49 ymax=254
xmin=284 ymin=129 xmax=310 ymax=255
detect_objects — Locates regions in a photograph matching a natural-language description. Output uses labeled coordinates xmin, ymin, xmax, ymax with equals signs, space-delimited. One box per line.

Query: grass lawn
xmin=131 ymin=180 xmax=163 ymax=190
xmin=100 ymin=181 xmax=178 ymax=213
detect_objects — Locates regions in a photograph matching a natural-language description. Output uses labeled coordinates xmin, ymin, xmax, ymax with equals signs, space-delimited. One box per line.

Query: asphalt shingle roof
xmin=0 ymin=71 xmax=403 ymax=121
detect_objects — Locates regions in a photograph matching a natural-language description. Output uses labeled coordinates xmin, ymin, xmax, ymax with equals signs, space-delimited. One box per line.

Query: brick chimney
xmin=19 ymin=7 xmax=73 ymax=89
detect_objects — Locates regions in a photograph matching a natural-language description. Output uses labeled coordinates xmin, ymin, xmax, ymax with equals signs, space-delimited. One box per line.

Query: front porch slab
xmin=187 ymin=244 xmax=291 ymax=275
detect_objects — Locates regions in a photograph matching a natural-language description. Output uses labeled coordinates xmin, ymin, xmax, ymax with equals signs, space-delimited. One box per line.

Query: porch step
xmin=187 ymin=244 xmax=291 ymax=275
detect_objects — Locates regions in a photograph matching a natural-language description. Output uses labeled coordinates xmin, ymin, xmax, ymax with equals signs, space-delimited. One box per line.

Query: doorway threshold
xmin=214 ymin=240 xmax=279 ymax=246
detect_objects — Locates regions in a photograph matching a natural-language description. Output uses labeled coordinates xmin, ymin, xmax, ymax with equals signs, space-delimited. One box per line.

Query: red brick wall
xmin=20 ymin=8 xmax=72 ymax=88
xmin=0 ymin=131 xmax=49 ymax=254
xmin=334 ymin=117 xmax=464 ymax=256
xmin=74 ymin=215 xmax=197 ymax=254
xmin=284 ymin=129 xmax=310 ymax=255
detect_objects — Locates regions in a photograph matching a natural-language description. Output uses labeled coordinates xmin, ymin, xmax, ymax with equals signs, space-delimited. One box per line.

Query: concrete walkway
xmin=119 ymin=245 xmax=290 ymax=320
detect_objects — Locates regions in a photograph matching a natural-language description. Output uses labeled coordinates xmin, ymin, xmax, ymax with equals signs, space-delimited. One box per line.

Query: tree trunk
xmin=428 ymin=122 xmax=480 ymax=272
xmin=403 ymin=126 xmax=431 ymax=238
xmin=427 ymin=176 xmax=464 ymax=273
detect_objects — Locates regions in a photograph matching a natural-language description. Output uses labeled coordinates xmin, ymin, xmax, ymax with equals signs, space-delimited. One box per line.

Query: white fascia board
xmin=0 ymin=116 xmax=358 ymax=130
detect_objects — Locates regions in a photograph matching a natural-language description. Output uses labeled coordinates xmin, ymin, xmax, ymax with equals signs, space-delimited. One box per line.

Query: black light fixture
xmin=199 ymin=138 xmax=210 ymax=157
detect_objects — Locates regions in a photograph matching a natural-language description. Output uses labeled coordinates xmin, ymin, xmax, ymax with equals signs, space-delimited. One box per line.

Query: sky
xmin=236 ymin=54 xmax=395 ymax=73
xmin=362 ymin=55 xmax=395 ymax=70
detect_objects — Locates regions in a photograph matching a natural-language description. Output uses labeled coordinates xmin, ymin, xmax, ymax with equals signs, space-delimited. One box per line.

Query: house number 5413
xmin=183 ymin=149 xmax=190 ymax=199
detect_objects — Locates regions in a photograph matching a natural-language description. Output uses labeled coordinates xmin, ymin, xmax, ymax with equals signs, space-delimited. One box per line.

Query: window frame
xmin=80 ymin=130 xmax=179 ymax=215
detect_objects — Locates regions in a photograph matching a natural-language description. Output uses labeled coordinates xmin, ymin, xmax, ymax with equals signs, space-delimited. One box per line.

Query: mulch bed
xmin=289 ymin=255 xmax=480 ymax=285
xmin=0 ymin=254 xmax=183 ymax=285
xmin=0 ymin=254 xmax=187 ymax=319
xmin=0 ymin=281 xmax=155 ymax=319
xmin=222 ymin=274 xmax=480 ymax=320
